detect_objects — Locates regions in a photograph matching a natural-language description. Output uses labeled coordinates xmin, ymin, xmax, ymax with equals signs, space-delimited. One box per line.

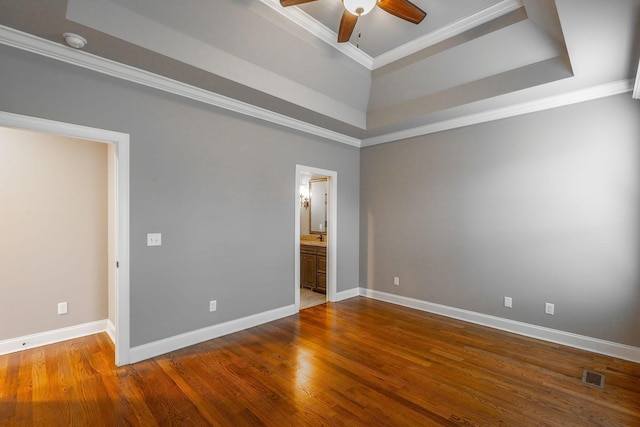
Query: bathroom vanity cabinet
xmin=301 ymin=243 xmax=326 ymax=294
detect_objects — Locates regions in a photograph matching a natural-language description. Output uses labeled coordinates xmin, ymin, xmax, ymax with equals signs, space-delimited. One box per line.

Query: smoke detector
xmin=63 ymin=33 xmax=87 ymax=49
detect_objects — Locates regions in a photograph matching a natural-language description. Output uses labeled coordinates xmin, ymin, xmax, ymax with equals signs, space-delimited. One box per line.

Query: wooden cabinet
xmin=316 ymin=246 xmax=326 ymax=293
xmin=301 ymin=244 xmax=326 ymax=294
xmin=301 ymin=252 xmax=316 ymax=289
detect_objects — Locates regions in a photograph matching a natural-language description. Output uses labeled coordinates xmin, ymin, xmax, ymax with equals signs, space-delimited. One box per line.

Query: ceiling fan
xmin=280 ymin=0 xmax=427 ymax=43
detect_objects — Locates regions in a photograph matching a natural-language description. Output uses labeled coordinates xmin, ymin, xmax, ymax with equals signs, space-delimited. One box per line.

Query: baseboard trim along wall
xmin=4 ymin=291 xmax=637 ymax=364
xmin=129 ymin=304 xmax=297 ymax=364
xmin=335 ymin=287 xmax=361 ymax=302
xmin=106 ymin=320 xmax=116 ymax=344
xmin=129 ymin=288 xmax=359 ymax=363
xmin=0 ymin=320 xmax=109 ymax=356
xmin=359 ymin=288 xmax=640 ymax=364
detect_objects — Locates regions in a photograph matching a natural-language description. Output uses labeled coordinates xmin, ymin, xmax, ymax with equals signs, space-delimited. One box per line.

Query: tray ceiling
xmin=0 ymin=0 xmax=638 ymax=145
xmin=260 ymin=0 xmax=518 ymax=67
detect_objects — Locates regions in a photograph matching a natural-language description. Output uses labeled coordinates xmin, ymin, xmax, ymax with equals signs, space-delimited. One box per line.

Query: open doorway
xmin=0 ymin=111 xmax=130 ymax=366
xmin=294 ymin=165 xmax=337 ymax=312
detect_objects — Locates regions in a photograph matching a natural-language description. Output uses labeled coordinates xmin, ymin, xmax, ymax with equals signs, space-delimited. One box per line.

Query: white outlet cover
xmin=393 ymin=277 xmax=400 ymax=286
xmin=147 ymin=233 xmax=162 ymax=246
xmin=504 ymin=296 xmax=512 ymax=308
xmin=209 ymin=300 xmax=217 ymax=312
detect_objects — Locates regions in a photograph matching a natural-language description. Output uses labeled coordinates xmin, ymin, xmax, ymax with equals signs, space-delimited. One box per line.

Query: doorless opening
xmin=0 ymin=111 xmax=130 ymax=365
xmin=295 ymin=165 xmax=337 ymax=311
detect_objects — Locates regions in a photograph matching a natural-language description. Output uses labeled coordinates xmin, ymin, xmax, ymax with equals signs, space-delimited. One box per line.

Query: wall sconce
xmin=300 ymin=184 xmax=310 ymax=209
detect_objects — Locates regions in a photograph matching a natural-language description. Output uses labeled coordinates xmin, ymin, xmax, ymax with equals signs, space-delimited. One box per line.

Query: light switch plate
xmin=545 ymin=302 xmax=555 ymax=315
xmin=147 ymin=233 xmax=162 ymax=246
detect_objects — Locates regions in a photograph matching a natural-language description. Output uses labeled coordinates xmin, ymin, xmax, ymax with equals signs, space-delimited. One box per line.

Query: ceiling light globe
xmin=343 ymin=0 xmax=377 ymax=16
xmin=63 ymin=33 xmax=88 ymax=49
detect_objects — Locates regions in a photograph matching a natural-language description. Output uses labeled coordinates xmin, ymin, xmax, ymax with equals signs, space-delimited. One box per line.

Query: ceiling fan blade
xmin=338 ymin=10 xmax=358 ymax=43
xmin=280 ymin=0 xmax=317 ymax=6
xmin=377 ymin=0 xmax=426 ymax=24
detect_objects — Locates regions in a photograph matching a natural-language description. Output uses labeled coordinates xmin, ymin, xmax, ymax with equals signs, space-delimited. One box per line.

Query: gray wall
xmin=0 ymin=45 xmax=360 ymax=347
xmin=361 ymin=94 xmax=640 ymax=347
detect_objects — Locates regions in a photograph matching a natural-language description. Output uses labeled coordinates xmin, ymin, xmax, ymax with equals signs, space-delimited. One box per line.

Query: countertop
xmin=301 ymin=239 xmax=327 ymax=247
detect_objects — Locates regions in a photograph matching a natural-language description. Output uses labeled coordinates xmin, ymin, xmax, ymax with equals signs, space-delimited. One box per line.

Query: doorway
xmin=0 ymin=111 xmax=130 ymax=366
xmin=295 ymin=165 xmax=337 ymax=311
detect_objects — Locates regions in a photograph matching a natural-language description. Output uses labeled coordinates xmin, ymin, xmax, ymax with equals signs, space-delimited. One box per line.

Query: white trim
xmin=0 ymin=320 xmax=108 ymax=356
xmin=114 ymin=134 xmax=131 ymax=366
xmin=372 ymin=0 xmax=523 ymax=69
xmin=106 ymin=320 xmax=116 ymax=344
xmin=259 ymin=0 xmax=522 ymax=71
xmin=295 ymin=165 xmax=338 ymax=309
xmin=0 ymin=25 xmax=361 ymax=148
xmin=1 ymin=25 xmax=634 ymax=150
xmin=360 ymin=288 xmax=640 ymax=363
xmin=129 ymin=305 xmax=296 ymax=363
xmin=0 ymin=110 xmax=128 ymax=144
xmin=0 ymin=111 xmax=131 ymax=366
xmin=1 ymin=25 xmax=635 ymax=149
xmin=294 ymin=169 xmax=302 ymax=312
xmin=335 ymin=287 xmax=360 ymax=302
xmin=362 ymin=79 xmax=635 ymax=146
xmin=633 ymin=59 xmax=640 ymax=99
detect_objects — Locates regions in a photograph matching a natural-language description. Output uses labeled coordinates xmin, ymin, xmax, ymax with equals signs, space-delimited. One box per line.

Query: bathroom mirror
xmin=309 ymin=178 xmax=327 ymax=234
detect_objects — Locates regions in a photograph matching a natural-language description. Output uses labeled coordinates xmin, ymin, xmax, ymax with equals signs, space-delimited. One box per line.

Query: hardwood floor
xmin=1 ymin=297 xmax=639 ymax=426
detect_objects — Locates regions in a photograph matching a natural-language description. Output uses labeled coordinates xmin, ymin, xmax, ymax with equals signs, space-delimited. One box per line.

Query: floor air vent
xmin=582 ymin=370 xmax=605 ymax=388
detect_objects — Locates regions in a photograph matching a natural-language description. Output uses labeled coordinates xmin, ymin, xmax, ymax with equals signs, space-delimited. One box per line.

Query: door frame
xmin=0 ymin=111 xmax=131 ymax=366
xmin=295 ymin=165 xmax=337 ymax=309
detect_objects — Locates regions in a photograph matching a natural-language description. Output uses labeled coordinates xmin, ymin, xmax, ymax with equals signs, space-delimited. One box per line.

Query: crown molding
xmin=362 ymin=79 xmax=635 ymax=147
xmin=0 ymin=25 xmax=361 ymax=147
xmin=634 ymin=59 xmax=640 ymax=100
xmin=1 ymin=25 xmax=634 ymax=150
xmin=372 ymin=0 xmax=524 ymax=69
xmin=259 ymin=0 xmax=523 ymax=70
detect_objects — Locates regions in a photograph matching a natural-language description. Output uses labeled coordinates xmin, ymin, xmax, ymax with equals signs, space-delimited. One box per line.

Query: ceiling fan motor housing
xmin=343 ymin=0 xmax=377 ymax=16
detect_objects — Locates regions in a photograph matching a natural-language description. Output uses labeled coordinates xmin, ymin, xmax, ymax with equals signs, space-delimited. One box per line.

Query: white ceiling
xmin=261 ymin=0 xmax=508 ymax=63
xmin=0 ymin=0 xmax=638 ymax=145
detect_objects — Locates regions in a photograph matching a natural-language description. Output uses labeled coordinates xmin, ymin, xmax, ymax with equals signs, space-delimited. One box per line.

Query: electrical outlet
xmin=147 ymin=233 xmax=162 ymax=246
xmin=393 ymin=277 xmax=400 ymax=286
xmin=58 ymin=302 xmax=68 ymax=315
xmin=545 ymin=302 xmax=554 ymax=315
xmin=504 ymin=296 xmax=512 ymax=308
xmin=209 ymin=300 xmax=217 ymax=312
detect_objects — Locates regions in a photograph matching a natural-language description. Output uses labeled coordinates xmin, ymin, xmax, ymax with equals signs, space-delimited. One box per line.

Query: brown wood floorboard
xmin=1 ymin=297 xmax=639 ymax=426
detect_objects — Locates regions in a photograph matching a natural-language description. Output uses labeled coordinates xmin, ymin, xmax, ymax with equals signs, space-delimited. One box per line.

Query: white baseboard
xmin=8 ymin=292 xmax=634 ymax=365
xmin=360 ymin=288 xmax=640 ymax=364
xmin=0 ymin=320 xmax=109 ymax=356
xmin=106 ymin=320 xmax=116 ymax=344
xmin=335 ymin=287 xmax=360 ymax=302
xmin=129 ymin=304 xmax=297 ymax=364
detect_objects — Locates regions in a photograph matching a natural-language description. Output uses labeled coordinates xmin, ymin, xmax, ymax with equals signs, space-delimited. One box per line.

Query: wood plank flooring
xmin=1 ymin=297 xmax=639 ymax=426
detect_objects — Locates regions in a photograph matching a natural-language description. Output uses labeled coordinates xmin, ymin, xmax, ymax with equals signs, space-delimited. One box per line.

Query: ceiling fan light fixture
xmin=343 ymin=0 xmax=377 ymax=16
